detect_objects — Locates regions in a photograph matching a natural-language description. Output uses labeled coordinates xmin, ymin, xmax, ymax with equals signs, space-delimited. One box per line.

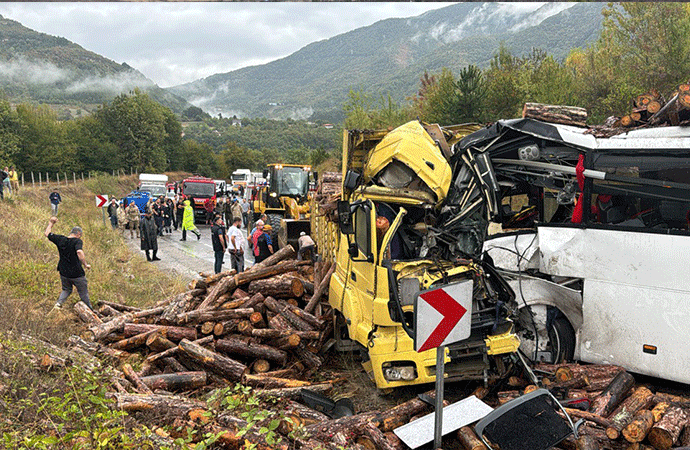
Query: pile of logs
xmin=489 ymin=363 xmax=690 ymax=450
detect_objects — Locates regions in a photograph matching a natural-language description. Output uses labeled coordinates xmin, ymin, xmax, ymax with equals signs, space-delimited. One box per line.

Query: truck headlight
xmin=270 ymin=192 xmax=278 ymax=197
xmin=383 ymin=364 xmax=417 ymax=381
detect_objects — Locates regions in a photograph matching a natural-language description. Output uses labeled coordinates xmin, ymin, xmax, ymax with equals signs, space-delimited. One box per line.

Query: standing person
xmin=231 ymin=198 xmax=243 ymax=224
xmin=107 ymin=198 xmax=119 ymax=229
xmin=241 ymin=197 xmax=250 ymax=228
xmin=117 ymin=200 xmax=128 ymax=237
xmin=9 ymin=167 xmax=18 ymax=195
xmin=152 ymin=196 xmax=164 ymax=236
xmin=214 ymin=196 xmax=225 ymax=223
xmin=204 ymin=197 xmax=214 ymax=225
xmin=2 ymin=166 xmax=10 ymax=195
xmin=228 ymin=216 xmax=245 ymax=273
xmin=211 ymin=215 xmax=227 ymax=274
xmin=0 ymin=167 xmax=6 ymax=199
xmin=163 ymin=198 xmax=174 ymax=234
xmin=223 ymin=197 xmax=233 ymax=228
xmin=255 ymin=224 xmax=274 ymax=263
xmin=249 ymin=214 xmax=268 ymax=251
xmin=297 ymin=231 xmax=316 ymax=262
xmin=125 ymin=201 xmax=140 ymax=239
xmin=44 ymin=216 xmax=92 ymax=310
xmin=140 ymin=211 xmax=160 ymax=261
xmin=175 ymin=195 xmax=185 ymax=231
xmin=49 ymin=188 xmax=62 ymax=216
xmin=181 ymin=200 xmax=201 ymax=241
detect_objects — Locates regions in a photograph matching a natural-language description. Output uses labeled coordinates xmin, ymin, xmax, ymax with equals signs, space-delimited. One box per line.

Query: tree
xmin=0 ymin=98 xmax=20 ymax=168
xmin=455 ymin=65 xmax=486 ymax=122
xmin=182 ymin=106 xmax=210 ymax=121
xmin=483 ymin=43 xmax=526 ymax=119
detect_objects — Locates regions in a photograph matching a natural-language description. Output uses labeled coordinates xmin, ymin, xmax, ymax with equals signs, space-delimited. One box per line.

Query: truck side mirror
xmin=263 ymin=169 xmax=269 ymax=178
xmin=343 ymin=170 xmax=361 ymax=191
xmin=337 ymin=200 xmax=353 ymax=235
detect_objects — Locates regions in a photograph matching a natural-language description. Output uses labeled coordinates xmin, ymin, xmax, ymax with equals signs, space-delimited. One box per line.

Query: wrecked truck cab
xmin=330 ymin=120 xmax=521 ymax=389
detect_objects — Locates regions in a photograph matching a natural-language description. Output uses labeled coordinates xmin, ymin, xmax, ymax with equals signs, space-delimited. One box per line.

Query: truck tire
xmin=266 ymin=213 xmax=283 ymax=250
xmin=517 ymin=305 xmax=575 ymax=364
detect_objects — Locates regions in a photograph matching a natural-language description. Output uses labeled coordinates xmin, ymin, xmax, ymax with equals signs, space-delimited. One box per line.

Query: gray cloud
xmin=0 ymin=57 xmax=69 ymax=84
xmin=0 ymin=2 xmax=453 ymax=88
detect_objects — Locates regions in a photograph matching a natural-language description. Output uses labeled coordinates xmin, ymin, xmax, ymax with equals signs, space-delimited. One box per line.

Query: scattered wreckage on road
xmin=321 ymin=116 xmax=690 ymax=389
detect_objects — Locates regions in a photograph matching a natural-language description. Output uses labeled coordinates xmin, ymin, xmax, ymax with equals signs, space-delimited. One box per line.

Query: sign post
xmin=96 ymin=195 xmax=108 ymax=227
xmin=414 ymin=280 xmax=473 ymax=449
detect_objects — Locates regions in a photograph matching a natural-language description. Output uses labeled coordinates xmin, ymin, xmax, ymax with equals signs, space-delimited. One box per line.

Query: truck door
xmin=344 ymin=201 xmax=378 ymax=344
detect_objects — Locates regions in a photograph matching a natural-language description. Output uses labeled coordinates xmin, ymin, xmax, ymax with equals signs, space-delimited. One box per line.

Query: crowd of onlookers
xmin=0 ymin=166 xmax=19 ymax=200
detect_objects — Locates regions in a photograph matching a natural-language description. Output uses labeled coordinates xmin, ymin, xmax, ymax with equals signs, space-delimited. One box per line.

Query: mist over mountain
xmin=0 ymin=14 xmax=190 ymax=115
xmin=169 ymin=2 xmax=604 ymax=121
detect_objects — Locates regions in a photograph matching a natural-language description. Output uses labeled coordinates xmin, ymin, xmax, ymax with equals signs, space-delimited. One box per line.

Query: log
xmin=213 ymin=319 xmax=240 ymax=336
xmin=231 ymin=288 xmax=248 ymax=299
xmin=680 ymin=418 xmax=690 ymax=447
xmin=251 ymin=328 xmax=321 ymax=340
xmin=564 ymin=408 xmax=616 ymax=429
xmin=98 ymin=299 xmax=141 ymax=313
xmin=274 ymin=334 xmax=302 ymax=350
xmin=215 ymin=337 xmax=288 ymax=365
xmin=362 ymin=423 xmax=399 ymax=450
xmin=458 ymin=425 xmax=488 ymax=450
xmin=554 ymin=364 xmax=624 ymax=383
xmin=254 ymin=383 xmax=333 ymax=400
xmin=280 ymin=301 xmax=324 ymax=330
xmin=123 ymin=323 xmax=197 ymax=342
xmin=249 ymin=312 xmax=266 ymax=328
xmin=98 ymin=303 xmax=120 ymax=318
xmin=237 ymin=320 xmax=254 ymax=336
xmin=248 ymin=277 xmax=305 ymax=299
xmin=145 ymin=332 xmax=176 ymax=353
xmin=590 ymin=371 xmax=635 ymax=417
xmin=254 ymin=244 xmax=296 ymax=268
xmin=606 ymin=387 xmax=655 ymax=440
xmin=653 ymin=402 xmax=671 ymax=423
xmin=65 ymin=335 xmax=128 ymax=362
xmin=144 ymin=335 xmax=214 ymax=364
xmin=200 ymin=321 xmax=215 ymax=335
xmin=292 ymin=345 xmax=323 ymax=372
xmin=73 ymin=301 xmax=102 ymax=326
xmin=649 ymin=94 xmax=680 ymax=125
xmin=219 ymin=295 xmax=248 ymax=311
xmin=264 ymin=297 xmax=314 ymax=331
xmin=522 ymin=103 xmax=588 ymax=127
xmin=196 ymin=260 xmax=310 ymax=310
xmin=110 ymin=392 xmax=204 ymax=418
xmin=305 ymin=263 xmax=335 ymax=313
xmin=241 ymin=292 xmax=266 ymax=311
xmin=304 ymin=411 xmax=380 ymax=443
xmin=576 ymin=435 xmax=600 ymax=450
xmin=178 ymin=338 xmax=246 ymax=381
xmin=176 ymin=307 xmax=254 ymax=325
xmin=623 ymin=410 xmax=654 ymax=443
xmin=648 ymin=406 xmax=687 ymax=450
xmin=111 ymin=329 xmax=157 ymax=351
xmin=88 ymin=307 xmax=164 ymax=341
xmin=140 ymin=371 xmax=207 ymax=392
xmin=252 ymin=359 xmax=271 ymax=373
xmin=122 ymin=363 xmax=153 ymax=394
xmin=242 ymin=374 xmax=312 ymax=389
xmin=376 ymin=391 xmax=437 ymax=432
xmin=161 ymin=356 xmax=188 ymax=373
xmin=204 ymin=269 xmax=237 ymax=285
xmin=160 ymin=292 xmax=194 ymax=324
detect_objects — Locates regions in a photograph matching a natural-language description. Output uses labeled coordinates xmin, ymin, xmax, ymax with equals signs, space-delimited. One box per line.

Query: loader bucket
xmin=279 ymin=218 xmax=311 ymax=250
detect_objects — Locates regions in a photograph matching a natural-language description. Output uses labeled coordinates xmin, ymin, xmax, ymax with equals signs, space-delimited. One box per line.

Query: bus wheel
xmin=517 ymin=305 xmax=575 ymax=364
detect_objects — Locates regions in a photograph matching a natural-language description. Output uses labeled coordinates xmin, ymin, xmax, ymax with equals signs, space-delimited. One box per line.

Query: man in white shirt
xmin=228 ymin=216 xmax=245 ymax=273
xmin=297 ymin=231 xmax=316 ymax=262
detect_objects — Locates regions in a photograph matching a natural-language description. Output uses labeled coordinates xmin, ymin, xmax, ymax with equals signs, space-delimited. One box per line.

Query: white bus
xmin=452 ymin=119 xmax=690 ymax=384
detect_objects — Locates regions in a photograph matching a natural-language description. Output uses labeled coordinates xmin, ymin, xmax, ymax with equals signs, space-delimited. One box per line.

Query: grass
xmin=0 ymin=175 xmax=187 ymax=447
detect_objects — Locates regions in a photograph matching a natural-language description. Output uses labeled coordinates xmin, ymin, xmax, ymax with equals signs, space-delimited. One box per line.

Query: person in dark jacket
xmin=255 ymin=224 xmax=274 ymax=263
xmin=152 ymin=196 xmax=164 ymax=236
xmin=106 ymin=198 xmax=119 ymax=229
xmin=140 ymin=211 xmax=159 ymax=261
xmin=162 ymin=198 xmax=173 ymax=234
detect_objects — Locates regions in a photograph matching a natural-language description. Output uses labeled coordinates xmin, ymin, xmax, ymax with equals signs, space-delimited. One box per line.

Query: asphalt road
xmin=125 ymin=224 xmax=254 ymax=279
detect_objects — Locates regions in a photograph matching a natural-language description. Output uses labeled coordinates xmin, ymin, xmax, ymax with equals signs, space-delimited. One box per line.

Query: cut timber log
xmin=73 ymin=301 xmax=102 ymax=326
xmin=623 ymin=410 xmax=654 ymax=443
xmin=122 ymin=363 xmax=153 ymax=394
xmin=522 ymin=103 xmax=588 ymax=127
xmin=376 ymin=391 xmax=437 ymax=432
xmin=648 ymin=406 xmax=688 ymax=450
xmin=264 ymin=297 xmax=314 ymax=331
xmin=123 ymin=323 xmax=197 ymax=342
xmin=606 ymin=386 xmax=655 ymax=440
xmin=457 ymin=426 xmax=488 ymax=450
xmin=196 ymin=260 xmax=310 ymax=310
xmin=160 ymin=292 xmax=194 ymax=324
xmin=653 ymin=402 xmax=671 ymax=423
xmin=176 ymin=307 xmax=254 ymax=325
xmin=145 ymin=332 xmax=176 ymax=353
xmin=140 ymin=371 xmax=207 ymax=392
xmin=178 ymin=338 xmax=246 ymax=381
xmin=305 ymin=263 xmax=335 ymax=313
xmin=254 ymin=383 xmax=333 ymax=400
xmin=590 ymin=371 xmax=636 ymax=417
xmin=254 ymin=244 xmax=296 ymax=268
xmin=362 ymin=423 xmax=400 ymax=450
xmin=145 ymin=335 xmax=213 ymax=364
xmin=88 ymin=306 xmax=164 ymax=341
xmin=99 ymin=299 xmax=140 ymax=312
xmin=248 ymin=277 xmax=304 ymax=299
xmin=252 ymin=359 xmax=271 ymax=373
xmin=111 ymin=329 xmax=157 ymax=351
xmin=242 ymin=374 xmax=312 ymax=389
xmin=564 ymin=408 xmax=615 ymax=430
xmin=576 ymin=435 xmax=600 ymax=450
xmin=304 ymin=411 xmax=379 ymax=443
xmin=215 ymin=337 xmax=288 ymax=365
xmin=110 ymin=392 xmax=204 ymax=417
xmin=554 ymin=364 xmax=624 ymax=383
xmin=251 ymin=328 xmax=320 ymax=340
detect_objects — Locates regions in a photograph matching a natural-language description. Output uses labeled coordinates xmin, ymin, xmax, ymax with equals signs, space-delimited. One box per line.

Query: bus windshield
xmin=183 ymin=182 xmax=215 ymax=197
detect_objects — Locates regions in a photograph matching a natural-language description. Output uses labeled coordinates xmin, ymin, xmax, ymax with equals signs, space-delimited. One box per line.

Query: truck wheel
xmin=266 ymin=213 xmax=283 ymax=250
xmin=517 ymin=305 xmax=575 ymax=364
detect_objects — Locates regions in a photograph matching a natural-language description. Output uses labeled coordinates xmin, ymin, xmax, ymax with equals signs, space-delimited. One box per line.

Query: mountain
xmin=0 ymin=14 xmax=191 ymax=115
xmin=169 ymin=2 xmax=604 ymax=121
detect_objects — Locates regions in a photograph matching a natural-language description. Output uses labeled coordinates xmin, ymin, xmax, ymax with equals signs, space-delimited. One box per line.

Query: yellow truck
xmin=312 ymin=120 xmax=523 ymax=389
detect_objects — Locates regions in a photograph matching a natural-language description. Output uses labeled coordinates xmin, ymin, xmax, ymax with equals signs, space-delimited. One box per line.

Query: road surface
xmin=125 ymin=224 xmax=255 ymax=279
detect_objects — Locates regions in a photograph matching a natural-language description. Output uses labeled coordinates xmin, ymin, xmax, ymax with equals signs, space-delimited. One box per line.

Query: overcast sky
xmin=0 ymin=2 xmax=458 ymax=88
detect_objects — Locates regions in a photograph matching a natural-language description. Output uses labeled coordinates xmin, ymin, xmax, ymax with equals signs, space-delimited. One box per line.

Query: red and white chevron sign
xmin=414 ymin=280 xmax=473 ymax=352
xmin=95 ymin=194 xmax=108 ymax=207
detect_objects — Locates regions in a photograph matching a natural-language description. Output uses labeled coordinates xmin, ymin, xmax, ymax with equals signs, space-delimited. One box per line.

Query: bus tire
xmin=518 ymin=305 xmax=575 ymax=364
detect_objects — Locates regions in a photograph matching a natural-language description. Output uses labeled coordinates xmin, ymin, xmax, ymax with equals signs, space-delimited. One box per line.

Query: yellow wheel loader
xmin=249 ymin=164 xmax=313 ymax=249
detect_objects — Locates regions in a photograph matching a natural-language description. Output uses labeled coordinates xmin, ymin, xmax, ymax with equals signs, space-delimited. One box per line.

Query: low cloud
xmin=65 ymin=71 xmax=154 ymax=94
xmin=0 ymin=57 xmax=69 ymax=84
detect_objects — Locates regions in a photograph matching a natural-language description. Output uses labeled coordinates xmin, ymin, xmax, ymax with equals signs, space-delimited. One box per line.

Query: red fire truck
xmin=178 ymin=176 xmax=216 ymax=223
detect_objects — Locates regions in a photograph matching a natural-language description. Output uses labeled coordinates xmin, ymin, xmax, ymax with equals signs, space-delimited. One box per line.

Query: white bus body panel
xmin=538 ymin=226 xmax=690 ymax=383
